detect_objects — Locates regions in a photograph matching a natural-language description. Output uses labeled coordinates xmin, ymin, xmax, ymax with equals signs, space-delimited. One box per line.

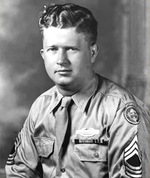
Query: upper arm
xmin=108 ymin=101 xmax=150 ymax=178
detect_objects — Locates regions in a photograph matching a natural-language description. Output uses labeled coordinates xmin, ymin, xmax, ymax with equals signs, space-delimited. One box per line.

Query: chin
xmin=55 ymin=77 xmax=73 ymax=85
xmin=57 ymin=82 xmax=72 ymax=87
xmin=55 ymin=80 xmax=72 ymax=87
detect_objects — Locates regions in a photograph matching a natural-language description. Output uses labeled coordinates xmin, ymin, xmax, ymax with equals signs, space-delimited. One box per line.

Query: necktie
xmin=55 ymin=97 xmax=72 ymax=176
xmin=55 ymin=96 xmax=72 ymax=154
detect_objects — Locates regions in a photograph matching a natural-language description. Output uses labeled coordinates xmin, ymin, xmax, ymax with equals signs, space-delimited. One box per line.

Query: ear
xmin=90 ymin=44 xmax=99 ymax=63
xmin=40 ymin=49 xmax=44 ymax=60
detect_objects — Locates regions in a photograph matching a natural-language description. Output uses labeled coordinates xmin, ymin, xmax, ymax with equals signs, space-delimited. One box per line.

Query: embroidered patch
xmin=124 ymin=103 xmax=140 ymax=125
xmin=124 ymin=135 xmax=142 ymax=178
xmin=6 ymin=132 xmax=21 ymax=165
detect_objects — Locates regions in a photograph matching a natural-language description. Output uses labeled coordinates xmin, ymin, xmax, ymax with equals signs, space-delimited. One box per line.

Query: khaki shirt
xmin=5 ymin=74 xmax=150 ymax=178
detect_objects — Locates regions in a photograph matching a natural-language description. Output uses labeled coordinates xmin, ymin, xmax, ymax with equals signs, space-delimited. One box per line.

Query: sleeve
xmin=5 ymin=101 xmax=41 ymax=178
xmin=108 ymin=101 xmax=150 ymax=178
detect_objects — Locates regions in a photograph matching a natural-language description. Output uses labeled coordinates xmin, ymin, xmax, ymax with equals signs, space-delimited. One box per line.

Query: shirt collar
xmin=49 ymin=74 xmax=98 ymax=113
xmin=49 ymin=87 xmax=63 ymax=113
xmin=72 ymin=74 xmax=98 ymax=112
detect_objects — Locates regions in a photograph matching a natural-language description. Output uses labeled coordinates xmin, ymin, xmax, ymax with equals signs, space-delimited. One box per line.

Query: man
xmin=5 ymin=3 xmax=150 ymax=178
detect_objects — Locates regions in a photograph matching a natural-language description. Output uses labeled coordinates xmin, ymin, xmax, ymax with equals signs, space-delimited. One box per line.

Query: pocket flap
xmin=74 ymin=144 xmax=107 ymax=162
xmin=34 ymin=137 xmax=54 ymax=157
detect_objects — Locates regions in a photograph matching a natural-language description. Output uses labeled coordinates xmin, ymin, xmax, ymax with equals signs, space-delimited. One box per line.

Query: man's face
xmin=41 ymin=27 xmax=98 ymax=92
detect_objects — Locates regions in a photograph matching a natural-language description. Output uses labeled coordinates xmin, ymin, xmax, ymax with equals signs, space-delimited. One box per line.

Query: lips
xmin=56 ymin=69 xmax=72 ymax=74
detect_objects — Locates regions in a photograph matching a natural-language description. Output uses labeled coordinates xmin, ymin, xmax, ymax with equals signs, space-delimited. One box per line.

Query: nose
xmin=57 ymin=49 xmax=69 ymax=65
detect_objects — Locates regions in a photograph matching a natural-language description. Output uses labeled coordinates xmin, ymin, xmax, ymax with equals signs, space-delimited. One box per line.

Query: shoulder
xmin=32 ymin=86 xmax=56 ymax=107
xmin=96 ymin=74 xmax=150 ymax=125
xmin=96 ymin=74 xmax=138 ymax=107
xmin=27 ymin=86 xmax=57 ymax=120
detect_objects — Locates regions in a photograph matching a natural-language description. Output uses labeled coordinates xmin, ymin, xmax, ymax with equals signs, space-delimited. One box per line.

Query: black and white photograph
xmin=0 ymin=0 xmax=150 ymax=177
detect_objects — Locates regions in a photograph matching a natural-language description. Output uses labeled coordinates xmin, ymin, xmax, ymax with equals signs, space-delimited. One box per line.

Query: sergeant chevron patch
xmin=6 ymin=132 xmax=21 ymax=165
xmin=124 ymin=135 xmax=142 ymax=178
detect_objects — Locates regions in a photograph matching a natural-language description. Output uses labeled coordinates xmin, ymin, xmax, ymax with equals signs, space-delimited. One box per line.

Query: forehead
xmin=42 ymin=27 xmax=88 ymax=46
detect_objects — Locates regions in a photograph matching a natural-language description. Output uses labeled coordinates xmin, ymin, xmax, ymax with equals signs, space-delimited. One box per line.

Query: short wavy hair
xmin=39 ymin=3 xmax=98 ymax=45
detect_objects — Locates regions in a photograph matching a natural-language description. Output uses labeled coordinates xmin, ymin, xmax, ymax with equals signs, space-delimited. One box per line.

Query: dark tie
xmin=55 ymin=97 xmax=72 ymax=175
xmin=55 ymin=96 xmax=72 ymax=153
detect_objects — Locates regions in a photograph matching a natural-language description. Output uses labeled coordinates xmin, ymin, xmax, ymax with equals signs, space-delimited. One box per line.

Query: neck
xmin=56 ymin=85 xmax=79 ymax=96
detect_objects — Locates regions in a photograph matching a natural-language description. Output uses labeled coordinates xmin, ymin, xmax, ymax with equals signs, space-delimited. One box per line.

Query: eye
xmin=67 ymin=47 xmax=78 ymax=52
xmin=47 ymin=47 xmax=58 ymax=52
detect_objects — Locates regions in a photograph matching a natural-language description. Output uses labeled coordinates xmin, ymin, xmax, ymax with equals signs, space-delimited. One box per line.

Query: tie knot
xmin=61 ymin=97 xmax=72 ymax=108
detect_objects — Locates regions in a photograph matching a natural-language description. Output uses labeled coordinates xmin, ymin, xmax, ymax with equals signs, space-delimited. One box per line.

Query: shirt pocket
xmin=74 ymin=143 xmax=107 ymax=162
xmin=34 ymin=137 xmax=54 ymax=158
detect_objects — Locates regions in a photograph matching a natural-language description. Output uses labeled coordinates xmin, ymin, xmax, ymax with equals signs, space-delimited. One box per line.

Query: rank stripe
xmin=6 ymin=159 xmax=14 ymax=162
xmin=7 ymin=156 xmax=15 ymax=161
xmin=125 ymin=162 xmax=142 ymax=177
xmin=6 ymin=156 xmax=15 ymax=165
xmin=7 ymin=153 xmax=16 ymax=157
xmin=125 ymin=165 xmax=142 ymax=172
xmin=126 ymin=167 xmax=142 ymax=174
xmin=124 ymin=135 xmax=142 ymax=162
xmin=6 ymin=162 xmax=14 ymax=165
xmin=6 ymin=161 xmax=14 ymax=165
xmin=124 ymin=149 xmax=141 ymax=162
xmin=6 ymin=132 xmax=22 ymax=165
xmin=125 ymin=135 xmax=138 ymax=152
xmin=124 ymin=144 xmax=140 ymax=158
xmin=124 ymin=134 xmax=142 ymax=177
xmin=125 ymin=161 xmax=142 ymax=171
xmin=126 ymin=170 xmax=142 ymax=178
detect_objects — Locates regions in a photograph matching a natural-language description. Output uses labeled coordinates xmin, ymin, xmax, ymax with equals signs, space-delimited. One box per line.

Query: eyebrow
xmin=46 ymin=44 xmax=79 ymax=48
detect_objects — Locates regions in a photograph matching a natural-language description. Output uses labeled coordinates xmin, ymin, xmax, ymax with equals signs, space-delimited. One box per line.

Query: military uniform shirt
xmin=5 ymin=74 xmax=150 ymax=178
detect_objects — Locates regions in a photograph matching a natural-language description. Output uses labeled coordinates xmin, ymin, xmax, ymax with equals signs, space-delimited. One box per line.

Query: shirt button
xmin=94 ymin=152 xmax=99 ymax=158
xmin=60 ymin=168 xmax=65 ymax=173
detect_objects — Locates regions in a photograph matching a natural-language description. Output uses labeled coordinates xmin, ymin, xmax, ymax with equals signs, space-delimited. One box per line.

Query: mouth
xmin=56 ymin=69 xmax=72 ymax=74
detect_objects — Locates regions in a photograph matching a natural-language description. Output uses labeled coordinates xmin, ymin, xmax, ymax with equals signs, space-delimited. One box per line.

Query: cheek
xmin=44 ymin=54 xmax=54 ymax=67
xmin=44 ymin=59 xmax=54 ymax=75
xmin=74 ymin=55 xmax=91 ymax=71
